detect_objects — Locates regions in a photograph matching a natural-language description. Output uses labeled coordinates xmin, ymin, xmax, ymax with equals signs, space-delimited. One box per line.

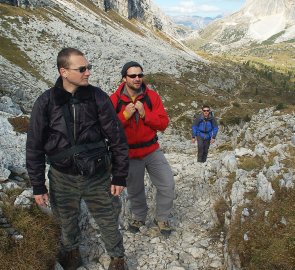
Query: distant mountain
xmin=185 ymin=0 xmax=295 ymax=52
xmin=172 ymin=15 xmax=221 ymax=30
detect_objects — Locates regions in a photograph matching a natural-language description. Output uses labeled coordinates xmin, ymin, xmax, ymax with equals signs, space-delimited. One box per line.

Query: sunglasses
xmin=126 ymin=73 xmax=144 ymax=78
xmin=203 ymin=109 xmax=210 ymax=112
xmin=67 ymin=64 xmax=92 ymax=73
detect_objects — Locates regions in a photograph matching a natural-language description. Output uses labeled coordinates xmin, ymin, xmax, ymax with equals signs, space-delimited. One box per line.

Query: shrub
xmin=276 ymin=103 xmax=287 ymax=110
xmin=214 ymin=198 xmax=230 ymax=229
xmin=8 ymin=116 xmax=30 ymax=133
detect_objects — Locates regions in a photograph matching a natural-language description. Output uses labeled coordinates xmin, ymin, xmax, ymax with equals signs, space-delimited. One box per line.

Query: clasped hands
xmin=125 ymin=101 xmax=145 ymax=118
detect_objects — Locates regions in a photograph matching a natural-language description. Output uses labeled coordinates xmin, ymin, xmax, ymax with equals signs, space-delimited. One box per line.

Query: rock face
xmin=0 ymin=0 xmax=53 ymax=7
xmin=0 ymin=0 xmax=196 ymax=112
xmin=0 ymin=0 xmax=181 ymax=38
xmin=243 ymin=0 xmax=295 ymax=18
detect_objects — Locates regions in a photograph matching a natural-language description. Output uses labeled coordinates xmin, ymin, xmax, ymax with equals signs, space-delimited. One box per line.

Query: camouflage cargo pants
xmin=48 ymin=166 xmax=124 ymax=257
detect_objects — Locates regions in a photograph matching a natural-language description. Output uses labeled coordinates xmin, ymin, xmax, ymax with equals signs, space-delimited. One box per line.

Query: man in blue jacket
xmin=192 ymin=105 xmax=218 ymax=162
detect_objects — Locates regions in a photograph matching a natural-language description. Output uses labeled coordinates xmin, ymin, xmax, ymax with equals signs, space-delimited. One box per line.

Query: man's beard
xmin=129 ymin=84 xmax=142 ymax=92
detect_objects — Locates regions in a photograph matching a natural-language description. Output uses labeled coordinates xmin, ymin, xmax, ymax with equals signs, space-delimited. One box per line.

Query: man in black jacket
xmin=26 ymin=48 xmax=129 ymax=270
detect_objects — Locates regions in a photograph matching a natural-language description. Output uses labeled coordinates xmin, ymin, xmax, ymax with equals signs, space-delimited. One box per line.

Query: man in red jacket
xmin=110 ymin=61 xmax=175 ymax=236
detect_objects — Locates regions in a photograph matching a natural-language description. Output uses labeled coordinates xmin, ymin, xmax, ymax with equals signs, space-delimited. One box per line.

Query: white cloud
xmin=164 ymin=0 xmax=221 ymax=16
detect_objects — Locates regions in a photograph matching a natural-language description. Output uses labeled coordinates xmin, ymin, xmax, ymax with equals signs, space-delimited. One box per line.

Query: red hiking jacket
xmin=110 ymin=82 xmax=169 ymax=159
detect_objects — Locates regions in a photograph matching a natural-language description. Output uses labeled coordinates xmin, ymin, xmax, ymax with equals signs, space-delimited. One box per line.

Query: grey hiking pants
xmin=127 ymin=149 xmax=175 ymax=222
xmin=48 ymin=166 xmax=124 ymax=257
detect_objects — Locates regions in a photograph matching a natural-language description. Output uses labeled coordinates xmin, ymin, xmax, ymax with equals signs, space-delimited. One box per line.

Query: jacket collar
xmin=116 ymin=82 xmax=147 ymax=102
xmin=53 ymin=76 xmax=93 ymax=106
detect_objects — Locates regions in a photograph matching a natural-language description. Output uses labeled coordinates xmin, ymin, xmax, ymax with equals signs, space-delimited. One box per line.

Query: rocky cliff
xmin=95 ymin=0 xmax=181 ymax=37
xmin=0 ymin=0 xmax=182 ymax=38
xmin=0 ymin=0 xmax=196 ymax=112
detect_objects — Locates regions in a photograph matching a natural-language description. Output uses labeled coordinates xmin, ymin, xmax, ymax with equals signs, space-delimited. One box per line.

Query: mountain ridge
xmin=184 ymin=0 xmax=295 ymax=52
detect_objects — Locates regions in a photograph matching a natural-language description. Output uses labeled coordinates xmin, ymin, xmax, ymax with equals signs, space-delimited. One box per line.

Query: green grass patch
xmin=0 ymin=36 xmax=40 ymax=77
xmin=281 ymin=146 xmax=295 ymax=169
xmin=217 ymin=142 xmax=233 ymax=152
xmin=228 ymin=188 xmax=295 ymax=269
xmin=0 ymin=189 xmax=59 ymax=270
xmin=214 ymin=197 xmax=230 ymax=230
xmin=238 ymin=156 xmax=265 ymax=171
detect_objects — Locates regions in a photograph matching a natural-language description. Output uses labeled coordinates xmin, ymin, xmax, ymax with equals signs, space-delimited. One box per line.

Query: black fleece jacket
xmin=26 ymin=77 xmax=129 ymax=195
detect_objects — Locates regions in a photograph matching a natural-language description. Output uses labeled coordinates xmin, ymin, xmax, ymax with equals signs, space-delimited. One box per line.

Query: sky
xmin=153 ymin=0 xmax=246 ymax=18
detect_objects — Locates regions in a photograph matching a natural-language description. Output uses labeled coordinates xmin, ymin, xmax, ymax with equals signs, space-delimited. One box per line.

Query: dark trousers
xmin=48 ymin=166 xmax=124 ymax=257
xmin=197 ymin=136 xmax=210 ymax=162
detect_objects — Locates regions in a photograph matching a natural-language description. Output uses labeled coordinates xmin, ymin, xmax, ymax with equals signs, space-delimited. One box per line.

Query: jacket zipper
xmin=72 ymin=103 xmax=76 ymax=142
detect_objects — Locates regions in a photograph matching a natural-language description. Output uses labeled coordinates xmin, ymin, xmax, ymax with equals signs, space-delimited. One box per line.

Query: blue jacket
xmin=192 ymin=114 xmax=218 ymax=140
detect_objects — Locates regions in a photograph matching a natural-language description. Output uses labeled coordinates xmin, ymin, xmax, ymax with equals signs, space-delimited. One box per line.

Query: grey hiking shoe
xmin=108 ymin=257 xmax=129 ymax=270
xmin=128 ymin=219 xmax=145 ymax=233
xmin=154 ymin=219 xmax=172 ymax=236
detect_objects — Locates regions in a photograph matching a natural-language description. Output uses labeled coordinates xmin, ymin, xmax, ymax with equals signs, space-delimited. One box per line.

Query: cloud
xmin=163 ymin=0 xmax=221 ymax=16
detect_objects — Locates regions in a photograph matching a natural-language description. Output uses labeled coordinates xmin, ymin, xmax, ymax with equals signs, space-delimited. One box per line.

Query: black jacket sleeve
xmin=26 ymin=92 xmax=49 ymax=195
xmin=94 ymin=89 xmax=129 ymax=186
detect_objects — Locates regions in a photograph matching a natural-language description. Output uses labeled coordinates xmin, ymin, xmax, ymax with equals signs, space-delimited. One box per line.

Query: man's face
xmin=202 ymin=107 xmax=210 ymax=117
xmin=123 ymin=66 xmax=144 ymax=92
xmin=60 ymin=54 xmax=91 ymax=89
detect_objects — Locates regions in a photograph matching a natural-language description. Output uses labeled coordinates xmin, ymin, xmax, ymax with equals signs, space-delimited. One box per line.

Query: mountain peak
xmin=242 ymin=0 xmax=295 ymax=19
xmin=185 ymin=0 xmax=295 ymax=52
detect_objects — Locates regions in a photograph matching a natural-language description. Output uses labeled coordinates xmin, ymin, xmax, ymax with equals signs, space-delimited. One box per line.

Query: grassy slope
xmin=145 ymin=51 xmax=295 ymax=137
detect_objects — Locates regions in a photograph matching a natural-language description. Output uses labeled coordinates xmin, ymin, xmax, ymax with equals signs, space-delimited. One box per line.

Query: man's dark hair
xmin=202 ymin=105 xmax=210 ymax=110
xmin=121 ymin=61 xmax=143 ymax=78
xmin=57 ymin=48 xmax=84 ymax=70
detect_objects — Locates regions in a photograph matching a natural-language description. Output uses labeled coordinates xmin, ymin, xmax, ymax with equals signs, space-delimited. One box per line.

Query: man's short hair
xmin=57 ymin=48 xmax=84 ymax=70
xmin=202 ymin=105 xmax=210 ymax=110
xmin=121 ymin=61 xmax=143 ymax=78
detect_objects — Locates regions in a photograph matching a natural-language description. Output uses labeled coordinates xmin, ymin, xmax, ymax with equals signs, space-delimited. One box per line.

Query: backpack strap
xmin=46 ymin=88 xmax=108 ymax=163
xmin=115 ymin=88 xmax=152 ymax=113
xmin=62 ymin=102 xmax=75 ymax=146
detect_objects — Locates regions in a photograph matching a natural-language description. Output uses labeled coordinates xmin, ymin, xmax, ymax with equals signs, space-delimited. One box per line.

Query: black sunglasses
xmin=126 ymin=73 xmax=144 ymax=79
xmin=67 ymin=64 xmax=92 ymax=73
xmin=203 ymin=109 xmax=210 ymax=112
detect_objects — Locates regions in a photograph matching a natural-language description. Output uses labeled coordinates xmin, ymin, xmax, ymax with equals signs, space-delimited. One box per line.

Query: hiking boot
xmin=108 ymin=257 xmax=129 ymax=270
xmin=58 ymin=248 xmax=82 ymax=270
xmin=154 ymin=219 xmax=172 ymax=236
xmin=128 ymin=219 xmax=145 ymax=233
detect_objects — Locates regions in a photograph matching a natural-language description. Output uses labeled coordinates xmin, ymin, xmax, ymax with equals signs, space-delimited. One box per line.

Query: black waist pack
xmin=73 ymin=147 xmax=111 ymax=177
xmin=47 ymin=142 xmax=111 ymax=177
xmin=49 ymin=101 xmax=112 ymax=177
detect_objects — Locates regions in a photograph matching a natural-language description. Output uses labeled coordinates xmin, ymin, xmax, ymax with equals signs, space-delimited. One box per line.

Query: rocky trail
xmin=79 ymin=149 xmax=224 ymax=270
